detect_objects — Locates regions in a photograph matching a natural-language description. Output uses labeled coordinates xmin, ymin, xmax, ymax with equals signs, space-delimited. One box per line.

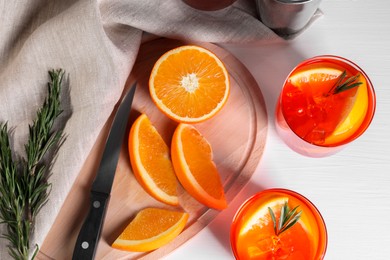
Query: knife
xmin=72 ymin=82 xmax=136 ymax=260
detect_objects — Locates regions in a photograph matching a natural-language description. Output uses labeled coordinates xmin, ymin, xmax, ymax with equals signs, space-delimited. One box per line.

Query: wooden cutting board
xmin=38 ymin=38 xmax=267 ymax=259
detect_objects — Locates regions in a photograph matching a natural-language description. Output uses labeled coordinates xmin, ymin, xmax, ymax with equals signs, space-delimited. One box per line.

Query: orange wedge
xmin=171 ymin=123 xmax=227 ymax=210
xmin=112 ymin=207 xmax=189 ymax=252
xmin=149 ymin=45 xmax=230 ymax=123
xmin=289 ymin=67 xmax=342 ymax=91
xmin=128 ymin=114 xmax=179 ymax=206
xmin=324 ymin=74 xmax=369 ymax=144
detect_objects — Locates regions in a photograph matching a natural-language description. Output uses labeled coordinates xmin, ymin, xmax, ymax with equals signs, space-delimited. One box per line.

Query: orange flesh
xmin=181 ymin=125 xmax=225 ymax=201
xmin=117 ymin=208 xmax=185 ymax=240
xmin=128 ymin=114 xmax=178 ymax=206
xmin=137 ymin=117 xmax=177 ymax=196
xmin=150 ymin=45 xmax=229 ymax=123
xmin=171 ymin=123 xmax=227 ymax=210
xmin=112 ymin=207 xmax=189 ymax=252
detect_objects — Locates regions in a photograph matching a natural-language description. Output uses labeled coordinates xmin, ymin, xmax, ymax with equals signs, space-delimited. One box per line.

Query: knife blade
xmin=72 ymin=82 xmax=136 ymax=260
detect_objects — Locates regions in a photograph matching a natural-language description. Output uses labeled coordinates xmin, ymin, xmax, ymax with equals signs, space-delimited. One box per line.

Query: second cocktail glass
xmin=230 ymin=189 xmax=327 ymax=259
xmin=275 ymin=55 xmax=376 ymax=157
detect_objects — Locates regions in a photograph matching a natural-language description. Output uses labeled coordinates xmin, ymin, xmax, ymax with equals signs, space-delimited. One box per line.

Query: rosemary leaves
xmin=0 ymin=69 xmax=64 ymax=260
xmin=268 ymin=201 xmax=302 ymax=236
xmin=327 ymin=70 xmax=363 ymax=96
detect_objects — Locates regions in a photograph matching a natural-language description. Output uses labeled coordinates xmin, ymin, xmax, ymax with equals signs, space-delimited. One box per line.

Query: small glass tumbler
xmin=230 ymin=188 xmax=327 ymax=259
xmin=275 ymin=55 xmax=376 ymax=157
xmin=256 ymin=0 xmax=322 ymax=36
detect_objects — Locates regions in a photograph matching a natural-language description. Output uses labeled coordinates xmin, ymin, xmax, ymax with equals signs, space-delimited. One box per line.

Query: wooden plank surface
xmin=38 ymin=38 xmax=268 ymax=260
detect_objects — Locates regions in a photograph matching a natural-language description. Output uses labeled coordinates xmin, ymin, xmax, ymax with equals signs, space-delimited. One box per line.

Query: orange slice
xmin=289 ymin=67 xmax=342 ymax=90
xmin=112 ymin=207 xmax=189 ymax=252
xmin=128 ymin=114 xmax=179 ymax=206
xmin=171 ymin=123 xmax=227 ymax=210
xmin=149 ymin=45 xmax=230 ymax=123
xmin=324 ymin=74 xmax=369 ymax=144
xmin=288 ymin=67 xmax=345 ymax=105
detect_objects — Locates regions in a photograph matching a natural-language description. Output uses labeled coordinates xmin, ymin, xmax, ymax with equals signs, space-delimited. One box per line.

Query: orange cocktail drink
xmin=230 ymin=189 xmax=327 ymax=260
xmin=276 ymin=55 xmax=376 ymax=157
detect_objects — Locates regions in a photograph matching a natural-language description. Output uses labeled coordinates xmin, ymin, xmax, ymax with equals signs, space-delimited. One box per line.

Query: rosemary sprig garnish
xmin=0 ymin=69 xmax=65 ymax=260
xmin=327 ymin=70 xmax=362 ymax=96
xmin=268 ymin=201 xmax=302 ymax=236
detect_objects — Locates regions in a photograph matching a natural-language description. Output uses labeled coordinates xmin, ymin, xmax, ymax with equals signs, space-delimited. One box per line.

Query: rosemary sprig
xmin=327 ymin=70 xmax=362 ymax=96
xmin=268 ymin=201 xmax=302 ymax=236
xmin=0 ymin=69 xmax=64 ymax=260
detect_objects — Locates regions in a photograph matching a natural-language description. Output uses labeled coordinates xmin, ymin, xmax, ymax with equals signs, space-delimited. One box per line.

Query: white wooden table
xmin=166 ymin=1 xmax=390 ymax=259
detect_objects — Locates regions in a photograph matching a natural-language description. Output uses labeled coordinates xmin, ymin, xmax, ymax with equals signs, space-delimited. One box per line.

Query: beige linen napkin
xmin=0 ymin=0 xmax=282 ymax=258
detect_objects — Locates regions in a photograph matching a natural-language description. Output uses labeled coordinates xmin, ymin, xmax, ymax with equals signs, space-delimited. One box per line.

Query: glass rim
xmin=230 ymin=188 xmax=328 ymax=259
xmin=279 ymin=55 xmax=376 ymax=148
xmin=275 ymin=0 xmax=319 ymax=3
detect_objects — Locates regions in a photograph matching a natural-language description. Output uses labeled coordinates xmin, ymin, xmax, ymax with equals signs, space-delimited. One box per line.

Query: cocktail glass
xmin=230 ymin=188 xmax=327 ymax=259
xmin=275 ymin=55 xmax=376 ymax=157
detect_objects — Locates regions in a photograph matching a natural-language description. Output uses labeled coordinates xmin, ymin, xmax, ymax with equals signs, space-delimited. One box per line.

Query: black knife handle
xmin=72 ymin=191 xmax=110 ymax=260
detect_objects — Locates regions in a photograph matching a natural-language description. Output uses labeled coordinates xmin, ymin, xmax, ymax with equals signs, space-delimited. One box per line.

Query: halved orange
xmin=128 ymin=114 xmax=179 ymax=206
xmin=149 ymin=45 xmax=230 ymax=123
xmin=171 ymin=123 xmax=227 ymax=210
xmin=112 ymin=207 xmax=189 ymax=252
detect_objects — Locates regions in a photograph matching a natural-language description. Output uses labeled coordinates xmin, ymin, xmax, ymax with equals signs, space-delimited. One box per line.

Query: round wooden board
xmin=38 ymin=38 xmax=267 ymax=260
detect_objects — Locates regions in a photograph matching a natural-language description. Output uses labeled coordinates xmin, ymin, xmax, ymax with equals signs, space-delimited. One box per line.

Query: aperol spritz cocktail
xmin=230 ymin=189 xmax=327 ymax=260
xmin=276 ymin=55 xmax=376 ymax=157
